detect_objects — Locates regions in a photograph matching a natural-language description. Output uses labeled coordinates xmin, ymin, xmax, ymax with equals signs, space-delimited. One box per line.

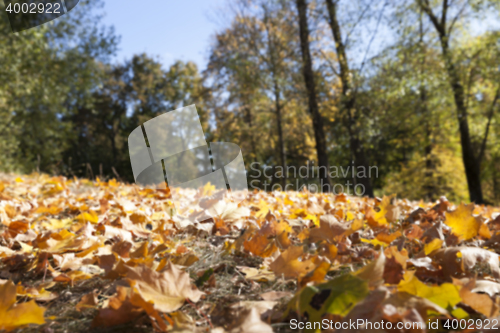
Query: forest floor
xmin=1 ymin=173 xmax=500 ymax=332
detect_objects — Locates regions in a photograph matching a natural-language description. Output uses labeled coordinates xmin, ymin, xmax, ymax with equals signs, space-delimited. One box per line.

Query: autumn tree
xmin=416 ymin=0 xmax=500 ymax=203
xmin=295 ymin=0 xmax=332 ymax=192
xmin=0 ymin=0 xmax=117 ymax=174
xmin=206 ymin=0 xmax=317 ymax=187
xmin=323 ymin=0 xmax=375 ymax=197
xmin=65 ymin=55 xmax=208 ymax=181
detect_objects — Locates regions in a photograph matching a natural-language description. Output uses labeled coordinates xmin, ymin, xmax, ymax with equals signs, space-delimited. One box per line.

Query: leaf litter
xmin=0 ymin=174 xmax=500 ymax=332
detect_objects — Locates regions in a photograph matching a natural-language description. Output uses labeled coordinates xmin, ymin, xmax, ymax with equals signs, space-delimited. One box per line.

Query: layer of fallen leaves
xmin=1 ymin=174 xmax=500 ymax=332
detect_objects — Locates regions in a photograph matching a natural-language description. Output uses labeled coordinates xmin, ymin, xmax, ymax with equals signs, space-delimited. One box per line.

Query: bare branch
xmin=359 ymin=0 xmax=387 ymax=74
xmin=418 ymin=0 xmax=446 ymax=36
xmin=478 ymin=86 xmax=500 ymax=164
xmin=319 ymin=49 xmax=340 ymax=77
xmin=344 ymin=1 xmax=372 ymax=48
xmin=448 ymin=0 xmax=468 ymax=35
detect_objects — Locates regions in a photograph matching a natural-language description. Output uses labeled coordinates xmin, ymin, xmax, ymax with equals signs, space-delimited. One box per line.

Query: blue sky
xmin=101 ymin=0 xmax=227 ymax=71
xmin=98 ymin=0 xmax=500 ymax=73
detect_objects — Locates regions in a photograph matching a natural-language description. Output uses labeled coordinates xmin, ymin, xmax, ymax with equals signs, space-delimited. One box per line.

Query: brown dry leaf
xmin=243 ymin=226 xmax=278 ymax=258
xmin=472 ymin=280 xmax=500 ymax=297
xmin=260 ymin=291 xmax=292 ymax=301
xmin=405 ymin=224 xmax=424 ymax=239
xmin=0 ymin=280 xmax=45 ymax=331
xmin=16 ymin=284 xmax=57 ymax=302
xmin=91 ymin=286 xmax=143 ymax=328
xmin=237 ymin=266 xmax=276 ymax=282
xmin=125 ymin=262 xmax=203 ymax=313
xmin=355 ymin=251 xmax=386 ymax=287
xmin=269 ymin=245 xmax=318 ymax=279
xmin=207 ymin=201 xmax=250 ymax=224
xmin=421 ymin=221 xmax=445 ymax=243
xmin=434 ymin=247 xmax=500 ymax=280
xmin=309 ymin=214 xmax=348 ymax=243
xmin=52 ymin=270 xmax=92 ymax=286
xmin=130 ymin=212 xmax=147 ymax=224
xmin=459 ymin=280 xmax=499 ymax=317
xmin=228 ymin=308 xmax=273 ymax=333
xmin=337 ymin=288 xmax=389 ymax=332
xmin=170 ymin=253 xmax=199 ymax=267
xmin=383 ymin=247 xmax=408 ymax=284
xmin=76 ymin=291 xmax=99 ymax=311
xmin=53 ymin=253 xmax=84 ymax=271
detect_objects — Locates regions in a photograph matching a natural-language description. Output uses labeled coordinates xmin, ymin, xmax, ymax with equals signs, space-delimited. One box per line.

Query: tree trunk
xmin=274 ymin=80 xmax=287 ymax=188
xmin=418 ymin=0 xmax=483 ymax=203
xmin=418 ymin=11 xmax=436 ymax=201
xmin=441 ymin=39 xmax=483 ymax=203
xmin=264 ymin=11 xmax=287 ymax=189
xmin=324 ymin=0 xmax=374 ymax=197
xmin=295 ymin=0 xmax=332 ymax=192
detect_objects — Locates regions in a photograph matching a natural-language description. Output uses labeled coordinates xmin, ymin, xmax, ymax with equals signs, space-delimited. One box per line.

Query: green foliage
xmin=0 ymin=0 xmax=116 ymax=173
xmin=0 ymin=0 xmax=499 ymax=203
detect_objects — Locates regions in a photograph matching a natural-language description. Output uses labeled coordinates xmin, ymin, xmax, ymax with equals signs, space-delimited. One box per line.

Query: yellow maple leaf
xmin=201 ymin=182 xmax=215 ymax=197
xmin=360 ymin=238 xmax=388 ymax=248
xmin=445 ymin=203 xmax=481 ymax=240
xmin=108 ymin=179 xmax=118 ymax=187
xmin=424 ymin=238 xmax=443 ymax=255
xmin=0 ymin=280 xmax=45 ymax=331
xmin=76 ymin=211 xmax=99 ymax=224
xmin=366 ymin=196 xmax=395 ymax=227
xmin=254 ymin=200 xmax=271 ymax=219
xmin=398 ymin=272 xmax=463 ymax=314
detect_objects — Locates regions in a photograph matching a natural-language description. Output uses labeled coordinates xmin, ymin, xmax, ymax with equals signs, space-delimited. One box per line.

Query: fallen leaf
xmin=260 ymin=291 xmax=292 ymax=301
xmin=398 ymin=272 xmax=463 ymax=315
xmin=91 ymin=286 xmax=143 ymax=328
xmin=237 ymin=266 xmax=276 ymax=282
xmin=0 ymin=280 xmax=45 ymax=331
xmin=424 ymin=238 xmax=443 ymax=255
xmin=287 ymin=274 xmax=369 ymax=324
xmin=228 ymin=308 xmax=273 ymax=333
xmin=76 ymin=291 xmax=99 ymax=311
xmin=445 ymin=203 xmax=482 ymax=241
xmin=459 ymin=280 xmax=499 ymax=317
xmin=270 ymin=245 xmax=318 ymax=279
xmin=434 ymin=247 xmax=500 ymax=280
xmin=125 ymin=262 xmax=203 ymax=313
xmin=309 ymin=215 xmax=348 ymax=242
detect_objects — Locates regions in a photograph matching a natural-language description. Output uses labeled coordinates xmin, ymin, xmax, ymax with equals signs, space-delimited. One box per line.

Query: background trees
xmin=0 ymin=0 xmax=499 ymax=204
